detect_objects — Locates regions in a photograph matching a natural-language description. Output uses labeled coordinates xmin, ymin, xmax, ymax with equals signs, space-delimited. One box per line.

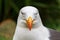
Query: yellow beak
xmin=26 ymin=17 xmax=33 ymax=31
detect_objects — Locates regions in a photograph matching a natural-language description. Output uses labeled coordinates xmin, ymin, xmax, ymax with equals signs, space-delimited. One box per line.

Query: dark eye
xmin=34 ymin=13 xmax=38 ymax=15
xmin=34 ymin=13 xmax=38 ymax=18
xmin=21 ymin=12 xmax=25 ymax=15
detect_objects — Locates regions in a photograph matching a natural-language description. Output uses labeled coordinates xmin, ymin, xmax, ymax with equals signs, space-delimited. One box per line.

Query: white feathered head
xmin=17 ymin=6 xmax=43 ymax=30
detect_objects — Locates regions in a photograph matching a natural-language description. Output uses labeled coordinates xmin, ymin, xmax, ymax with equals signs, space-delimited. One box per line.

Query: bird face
xmin=19 ymin=6 xmax=39 ymax=30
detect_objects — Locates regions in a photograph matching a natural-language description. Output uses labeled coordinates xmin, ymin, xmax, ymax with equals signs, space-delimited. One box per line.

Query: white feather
xmin=13 ymin=6 xmax=50 ymax=40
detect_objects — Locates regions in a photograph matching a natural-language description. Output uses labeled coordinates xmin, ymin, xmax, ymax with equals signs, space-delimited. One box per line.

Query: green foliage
xmin=0 ymin=0 xmax=2 ymax=13
xmin=4 ymin=0 xmax=11 ymax=20
xmin=0 ymin=35 xmax=7 ymax=40
xmin=25 ymin=0 xmax=31 ymax=6
xmin=0 ymin=0 xmax=2 ymax=21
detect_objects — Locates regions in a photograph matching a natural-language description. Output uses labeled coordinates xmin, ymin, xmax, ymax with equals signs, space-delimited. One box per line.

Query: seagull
xmin=13 ymin=6 xmax=60 ymax=40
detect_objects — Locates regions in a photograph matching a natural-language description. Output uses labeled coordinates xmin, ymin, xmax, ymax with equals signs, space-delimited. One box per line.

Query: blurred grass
xmin=0 ymin=19 xmax=16 ymax=40
xmin=0 ymin=35 xmax=7 ymax=40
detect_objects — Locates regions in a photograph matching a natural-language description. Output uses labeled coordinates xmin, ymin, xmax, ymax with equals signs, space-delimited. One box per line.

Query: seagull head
xmin=17 ymin=6 xmax=43 ymax=31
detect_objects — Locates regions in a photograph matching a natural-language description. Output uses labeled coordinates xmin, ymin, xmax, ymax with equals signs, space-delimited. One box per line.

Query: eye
xmin=21 ymin=12 xmax=25 ymax=15
xmin=21 ymin=12 xmax=26 ymax=20
xmin=34 ymin=13 xmax=38 ymax=18
xmin=34 ymin=13 xmax=38 ymax=15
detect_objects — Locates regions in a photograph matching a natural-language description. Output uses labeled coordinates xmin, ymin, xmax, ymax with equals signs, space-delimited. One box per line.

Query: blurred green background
xmin=0 ymin=0 xmax=60 ymax=40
